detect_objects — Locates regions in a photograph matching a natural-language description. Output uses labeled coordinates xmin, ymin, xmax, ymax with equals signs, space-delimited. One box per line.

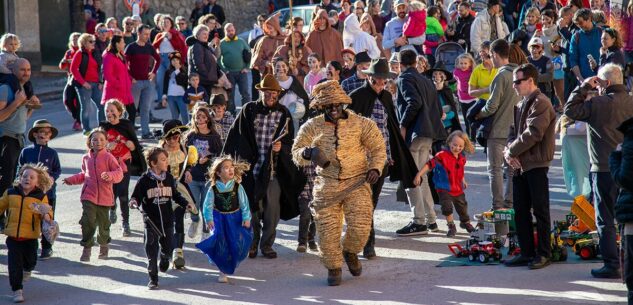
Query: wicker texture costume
xmin=292 ymin=81 xmax=386 ymax=271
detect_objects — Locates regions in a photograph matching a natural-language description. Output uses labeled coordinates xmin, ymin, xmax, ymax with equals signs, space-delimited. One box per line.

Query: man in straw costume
xmin=292 ymin=80 xmax=386 ymax=286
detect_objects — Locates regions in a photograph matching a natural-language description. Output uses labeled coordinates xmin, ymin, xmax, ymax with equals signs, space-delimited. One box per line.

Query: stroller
xmin=434 ymin=41 xmax=466 ymax=73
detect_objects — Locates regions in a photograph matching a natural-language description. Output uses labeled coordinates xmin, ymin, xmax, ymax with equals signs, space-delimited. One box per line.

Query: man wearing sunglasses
xmin=503 ymin=63 xmax=556 ymax=269
xmin=565 ymin=63 xmax=633 ymax=279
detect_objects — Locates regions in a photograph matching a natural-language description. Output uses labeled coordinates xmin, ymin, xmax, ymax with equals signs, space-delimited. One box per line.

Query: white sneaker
xmin=217 ymin=273 xmax=228 ymax=283
xmin=187 ymin=221 xmax=199 ymax=239
xmin=201 ymin=231 xmax=210 ymax=241
xmin=22 ymin=271 xmax=31 ymax=282
xmin=13 ymin=289 xmax=24 ymax=303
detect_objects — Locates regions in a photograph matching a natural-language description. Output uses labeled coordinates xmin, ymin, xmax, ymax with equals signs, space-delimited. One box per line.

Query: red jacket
xmin=426 ymin=150 xmax=467 ymax=196
xmin=70 ymin=49 xmax=100 ymax=85
xmin=102 ymin=52 xmax=134 ymax=105
xmin=65 ymin=149 xmax=123 ymax=207
xmin=59 ymin=47 xmax=78 ymax=73
xmin=152 ymin=29 xmax=188 ymax=57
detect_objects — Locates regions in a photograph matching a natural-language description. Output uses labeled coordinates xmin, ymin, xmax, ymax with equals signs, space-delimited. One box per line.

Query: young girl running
xmin=414 ymin=131 xmax=475 ymax=237
xmin=196 ymin=155 xmax=252 ymax=283
xmin=64 ymin=128 xmax=123 ymax=262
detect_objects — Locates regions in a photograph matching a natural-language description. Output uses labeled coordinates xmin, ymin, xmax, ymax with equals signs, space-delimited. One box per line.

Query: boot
xmin=172 ymin=248 xmax=185 ymax=269
xmin=122 ymin=221 xmax=131 ymax=237
xmin=343 ymin=251 xmax=362 ymax=276
xmin=447 ymin=223 xmax=457 ymax=237
xmin=327 ymin=268 xmax=342 ymax=286
xmin=80 ymin=247 xmax=91 ymax=262
xmin=98 ymin=245 xmax=109 ymax=259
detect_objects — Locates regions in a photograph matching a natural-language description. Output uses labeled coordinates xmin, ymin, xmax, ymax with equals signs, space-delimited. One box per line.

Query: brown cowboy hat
xmin=28 ymin=119 xmax=58 ymax=142
xmin=254 ymin=74 xmax=284 ymax=92
xmin=362 ymin=58 xmax=397 ymax=79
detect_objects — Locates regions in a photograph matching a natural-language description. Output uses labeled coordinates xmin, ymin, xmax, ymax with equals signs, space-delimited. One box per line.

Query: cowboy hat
xmin=254 ymin=74 xmax=284 ymax=92
xmin=362 ymin=58 xmax=397 ymax=79
xmin=28 ymin=119 xmax=58 ymax=143
xmin=161 ymin=119 xmax=189 ymax=139
xmin=427 ymin=61 xmax=454 ymax=81
xmin=309 ymin=80 xmax=352 ymax=109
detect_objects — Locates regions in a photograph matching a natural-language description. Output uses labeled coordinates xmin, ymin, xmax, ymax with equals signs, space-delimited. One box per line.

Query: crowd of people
xmin=0 ymin=0 xmax=632 ymax=303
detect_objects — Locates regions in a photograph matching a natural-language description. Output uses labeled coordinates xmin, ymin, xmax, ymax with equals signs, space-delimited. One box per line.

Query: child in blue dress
xmin=196 ymin=155 xmax=252 ymax=283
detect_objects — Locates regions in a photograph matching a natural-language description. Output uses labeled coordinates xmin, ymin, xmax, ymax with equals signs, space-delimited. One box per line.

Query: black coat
xmin=466 ymin=99 xmax=493 ymax=147
xmin=99 ymin=119 xmax=147 ymax=176
xmin=222 ymin=99 xmax=306 ymax=220
xmin=348 ymin=82 xmax=418 ymax=188
xmin=162 ymin=66 xmax=189 ymax=97
xmin=610 ymin=117 xmax=633 ymax=223
xmin=451 ymin=14 xmax=475 ymax=52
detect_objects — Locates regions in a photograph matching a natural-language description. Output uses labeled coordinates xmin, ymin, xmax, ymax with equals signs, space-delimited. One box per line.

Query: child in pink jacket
xmin=64 ymin=128 xmax=123 ymax=262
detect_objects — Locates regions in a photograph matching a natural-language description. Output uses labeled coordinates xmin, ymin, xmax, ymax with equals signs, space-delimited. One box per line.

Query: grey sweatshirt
xmin=478 ymin=63 xmax=520 ymax=139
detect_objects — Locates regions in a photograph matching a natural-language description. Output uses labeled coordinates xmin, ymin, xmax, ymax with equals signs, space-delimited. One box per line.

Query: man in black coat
xmin=395 ymin=49 xmax=447 ymax=236
xmin=447 ymin=2 xmax=476 ymax=52
xmin=348 ymin=58 xmax=418 ymax=258
xmin=223 ymin=74 xmax=306 ymax=259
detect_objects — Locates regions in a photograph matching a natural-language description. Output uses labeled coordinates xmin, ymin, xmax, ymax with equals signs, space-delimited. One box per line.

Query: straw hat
xmin=254 ymin=74 xmax=284 ymax=92
xmin=309 ymin=80 xmax=352 ymax=109
xmin=28 ymin=119 xmax=58 ymax=142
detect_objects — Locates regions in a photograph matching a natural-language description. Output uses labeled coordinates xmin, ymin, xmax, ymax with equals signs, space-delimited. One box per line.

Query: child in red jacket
xmin=63 ymin=128 xmax=123 ymax=262
xmin=414 ymin=131 xmax=475 ymax=237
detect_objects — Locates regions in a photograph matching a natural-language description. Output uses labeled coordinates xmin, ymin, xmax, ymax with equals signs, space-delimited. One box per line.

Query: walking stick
xmin=131 ymin=201 xmax=165 ymax=238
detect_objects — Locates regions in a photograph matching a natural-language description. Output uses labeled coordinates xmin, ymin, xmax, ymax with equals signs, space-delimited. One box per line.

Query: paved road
xmin=0 ymin=96 xmax=628 ymax=304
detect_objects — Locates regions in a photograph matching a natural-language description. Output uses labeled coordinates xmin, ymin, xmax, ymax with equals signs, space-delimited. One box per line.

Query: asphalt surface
xmin=0 ymin=89 xmax=628 ymax=304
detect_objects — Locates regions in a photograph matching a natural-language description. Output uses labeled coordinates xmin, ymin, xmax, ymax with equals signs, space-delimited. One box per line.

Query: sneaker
xmin=147 ymin=280 xmax=158 ymax=290
xmin=327 ymin=268 xmax=342 ymax=286
xmin=159 ymin=258 xmax=170 ymax=272
xmin=109 ymin=209 xmax=117 ymax=224
xmin=296 ymin=243 xmax=307 ymax=253
xmin=428 ymin=222 xmax=439 ymax=232
xmin=248 ymin=244 xmax=258 ymax=258
xmin=591 ymin=266 xmax=621 ymax=279
xmin=503 ymin=255 xmax=533 ymax=267
xmin=13 ymin=289 xmax=24 ymax=303
xmin=172 ymin=248 xmax=185 ymax=269
xmin=528 ymin=256 xmax=551 ymax=270
xmin=446 ymin=223 xmax=457 ymax=237
xmin=261 ymin=249 xmax=277 ymax=259
xmin=72 ymin=121 xmax=82 ymax=131
xmin=98 ymin=245 xmax=109 ymax=259
xmin=396 ymin=222 xmax=428 ymax=236
xmin=460 ymin=221 xmax=476 ymax=233
xmin=217 ymin=272 xmax=229 ymax=283
xmin=122 ymin=222 xmax=131 ymax=237
xmin=22 ymin=271 xmax=31 ymax=282
xmin=343 ymin=251 xmax=362 ymax=276
xmin=308 ymin=241 xmax=318 ymax=251
xmin=40 ymin=248 xmax=53 ymax=260
xmin=80 ymin=247 xmax=91 ymax=262
xmin=187 ymin=221 xmax=199 ymax=239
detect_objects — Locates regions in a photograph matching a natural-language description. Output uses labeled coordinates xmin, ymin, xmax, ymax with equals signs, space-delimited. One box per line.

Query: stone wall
xmin=104 ymin=0 xmax=267 ymax=33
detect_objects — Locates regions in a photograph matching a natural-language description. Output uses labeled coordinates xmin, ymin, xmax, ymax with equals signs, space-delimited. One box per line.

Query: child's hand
xmin=101 ymin=172 xmax=111 ymax=182
xmin=207 ymin=221 xmax=215 ymax=231
xmin=413 ymin=173 xmax=422 ymax=187
xmin=243 ymin=220 xmax=251 ymax=229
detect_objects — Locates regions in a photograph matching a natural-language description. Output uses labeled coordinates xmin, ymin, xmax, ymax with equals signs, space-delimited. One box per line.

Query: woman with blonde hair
xmin=70 ymin=33 xmax=103 ymax=134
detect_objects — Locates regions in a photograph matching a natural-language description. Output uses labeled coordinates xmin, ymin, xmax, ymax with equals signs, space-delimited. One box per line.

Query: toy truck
xmin=468 ymin=241 xmax=502 ymax=263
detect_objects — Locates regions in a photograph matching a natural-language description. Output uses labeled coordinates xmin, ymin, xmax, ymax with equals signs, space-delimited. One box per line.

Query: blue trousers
xmin=76 ymin=82 xmax=103 ymax=132
xmin=591 ymin=172 xmax=620 ymax=269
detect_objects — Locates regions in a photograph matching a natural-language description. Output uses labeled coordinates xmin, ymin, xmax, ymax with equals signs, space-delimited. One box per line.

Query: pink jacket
xmin=403 ymin=10 xmax=427 ymax=38
xmin=65 ymin=149 xmax=123 ymax=206
xmin=102 ymin=52 xmax=134 ymax=105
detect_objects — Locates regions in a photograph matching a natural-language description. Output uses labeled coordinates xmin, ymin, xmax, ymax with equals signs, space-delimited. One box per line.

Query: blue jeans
xmin=591 ymin=172 xmax=620 ymax=269
xmin=155 ymin=53 xmax=170 ymax=102
xmin=227 ymin=70 xmax=250 ymax=113
xmin=189 ymin=180 xmax=209 ymax=232
xmin=132 ymin=80 xmax=155 ymax=135
xmin=167 ymin=95 xmax=189 ymax=124
xmin=76 ymin=82 xmax=103 ymax=132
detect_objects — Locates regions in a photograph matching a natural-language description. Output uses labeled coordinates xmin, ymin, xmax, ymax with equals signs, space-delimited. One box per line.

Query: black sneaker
xmin=363 ymin=246 xmax=376 ymax=260
xmin=428 ymin=222 xmax=439 ymax=232
xmin=159 ymin=258 xmax=170 ymax=272
xmin=308 ymin=241 xmax=318 ymax=251
xmin=528 ymin=256 xmax=551 ymax=270
xmin=396 ymin=222 xmax=428 ymax=236
xmin=122 ymin=222 xmax=131 ymax=237
xmin=40 ymin=248 xmax=53 ymax=260
xmin=504 ymin=255 xmax=533 ymax=267
xmin=147 ymin=280 xmax=158 ymax=290
xmin=591 ymin=266 xmax=621 ymax=279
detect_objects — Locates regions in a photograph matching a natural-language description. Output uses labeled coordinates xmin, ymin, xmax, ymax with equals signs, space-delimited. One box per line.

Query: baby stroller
xmin=434 ymin=41 xmax=465 ymax=73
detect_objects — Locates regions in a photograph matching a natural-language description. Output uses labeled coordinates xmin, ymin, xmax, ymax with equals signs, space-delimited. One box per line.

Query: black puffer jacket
xmin=610 ymin=117 xmax=633 ymax=223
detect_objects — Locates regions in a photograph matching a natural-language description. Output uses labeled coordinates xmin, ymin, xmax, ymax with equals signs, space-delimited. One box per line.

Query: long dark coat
xmin=223 ymin=99 xmax=306 ymax=220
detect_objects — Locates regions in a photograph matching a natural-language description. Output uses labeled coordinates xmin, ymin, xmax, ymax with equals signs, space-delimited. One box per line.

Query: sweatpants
xmin=6 ymin=238 xmax=38 ymax=291
xmin=145 ymin=225 xmax=174 ymax=282
xmin=80 ymin=200 xmax=111 ymax=247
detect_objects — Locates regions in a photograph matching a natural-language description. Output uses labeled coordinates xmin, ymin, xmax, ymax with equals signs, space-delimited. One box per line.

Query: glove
xmin=310 ymin=147 xmax=330 ymax=168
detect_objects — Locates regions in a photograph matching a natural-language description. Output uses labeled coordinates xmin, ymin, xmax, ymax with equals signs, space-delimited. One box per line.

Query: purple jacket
xmin=66 ymin=149 xmax=123 ymax=206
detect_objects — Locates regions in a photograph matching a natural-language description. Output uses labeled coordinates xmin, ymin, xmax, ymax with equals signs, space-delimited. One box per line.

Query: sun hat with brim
xmin=427 ymin=61 xmax=454 ymax=82
xmin=162 ymin=119 xmax=188 ymax=139
xmin=362 ymin=58 xmax=397 ymax=79
xmin=28 ymin=119 xmax=58 ymax=143
xmin=255 ymin=74 xmax=284 ymax=92
xmin=309 ymin=80 xmax=352 ymax=109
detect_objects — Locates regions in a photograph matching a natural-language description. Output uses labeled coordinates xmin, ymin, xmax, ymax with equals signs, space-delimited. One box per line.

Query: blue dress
xmin=196 ymin=180 xmax=252 ymax=275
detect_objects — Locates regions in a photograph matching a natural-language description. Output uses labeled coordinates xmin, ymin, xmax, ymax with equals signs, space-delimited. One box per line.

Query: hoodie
xmin=306 ymin=9 xmax=344 ymax=64
xmin=342 ymin=13 xmax=381 ymax=59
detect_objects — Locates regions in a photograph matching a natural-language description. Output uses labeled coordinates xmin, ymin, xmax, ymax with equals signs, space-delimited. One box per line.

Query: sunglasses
xmin=513 ymin=78 xmax=528 ymax=85
xmin=88 ymin=40 xmax=96 ymax=43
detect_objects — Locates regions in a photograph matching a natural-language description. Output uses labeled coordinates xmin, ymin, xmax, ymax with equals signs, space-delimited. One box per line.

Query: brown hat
xmin=255 ymin=74 xmax=284 ymax=92
xmin=28 ymin=119 xmax=58 ymax=142
xmin=309 ymin=80 xmax=352 ymax=109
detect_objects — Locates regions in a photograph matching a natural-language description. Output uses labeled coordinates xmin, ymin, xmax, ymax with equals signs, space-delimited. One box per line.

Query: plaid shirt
xmin=372 ymin=98 xmax=391 ymax=161
xmin=299 ymin=163 xmax=316 ymax=201
xmin=214 ymin=112 xmax=235 ymax=143
xmin=341 ymin=74 xmax=366 ymax=94
xmin=253 ymin=111 xmax=283 ymax=177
